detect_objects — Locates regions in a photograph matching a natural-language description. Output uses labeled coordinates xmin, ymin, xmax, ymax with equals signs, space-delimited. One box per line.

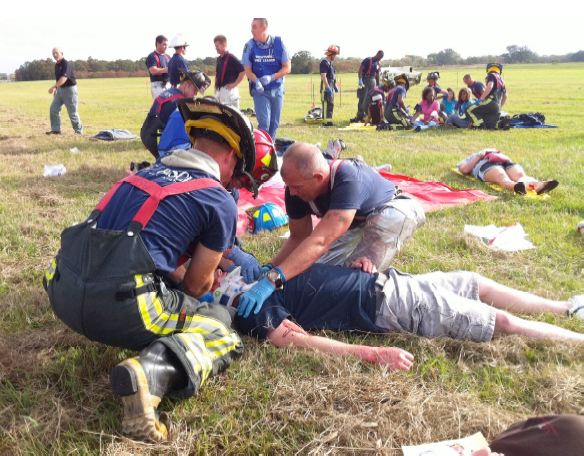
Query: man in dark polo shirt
xmin=145 ymin=35 xmax=171 ymax=99
xmin=463 ymin=73 xmax=485 ymax=100
xmin=47 ymin=47 xmax=82 ymax=135
xmin=237 ymin=142 xmax=425 ymax=318
xmin=214 ymin=35 xmax=245 ymax=109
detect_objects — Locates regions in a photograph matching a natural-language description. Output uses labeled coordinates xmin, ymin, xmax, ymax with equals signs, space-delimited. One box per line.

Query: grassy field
xmin=0 ymin=64 xmax=583 ymax=455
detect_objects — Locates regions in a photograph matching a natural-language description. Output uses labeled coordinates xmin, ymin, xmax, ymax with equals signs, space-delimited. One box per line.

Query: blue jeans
xmin=50 ymin=85 xmax=82 ymax=133
xmin=252 ymin=86 xmax=284 ymax=139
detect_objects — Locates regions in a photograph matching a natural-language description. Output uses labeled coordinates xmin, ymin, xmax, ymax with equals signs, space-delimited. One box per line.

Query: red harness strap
xmin=95 ymin=174 xmax=222 ymax=228
xmin=155 ymin=93 xmax=184 ymax=114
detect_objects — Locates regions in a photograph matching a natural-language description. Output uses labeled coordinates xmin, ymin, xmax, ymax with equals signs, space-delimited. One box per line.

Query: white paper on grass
xmin=464 ymin=223 xmax=535 ymax=252
xmin=43 ymin=164 xmax=67 ymax=177
xmin=402 ymin=432 xmax=489 ymax=456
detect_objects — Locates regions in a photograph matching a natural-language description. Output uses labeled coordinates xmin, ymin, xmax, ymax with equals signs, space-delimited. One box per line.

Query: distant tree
xmin=427 ymin=49 xmax=462 ymax=65
xmin=388 ymin=55 xmax=428 ymax=68
xmin=502 ymin=45 xmax=538 ymax=63
xmin=291 ymin=51 xmax=316 ymax=74
xmin=15 ymin=59 xmax=54 ymax=81
xmin=568 ymin=50 xmax=584 ymax=62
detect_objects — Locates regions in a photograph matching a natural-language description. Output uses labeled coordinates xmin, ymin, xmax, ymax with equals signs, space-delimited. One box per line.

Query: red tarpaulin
xmin=236 ymin=171 xmax=496 ymax=235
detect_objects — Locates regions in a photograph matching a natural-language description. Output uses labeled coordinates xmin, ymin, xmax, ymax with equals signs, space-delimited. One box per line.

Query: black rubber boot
xmin=110 ymin=342 xmax=187 ymax=442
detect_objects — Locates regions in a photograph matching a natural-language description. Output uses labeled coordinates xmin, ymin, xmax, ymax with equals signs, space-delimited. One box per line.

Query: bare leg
xmin=506 ymin=164 xmax=558 ymax=194
xmin=477 ymin=275 xmax=571 ymax=315
xmin=494 ymin=309 xmax=584 ymax=342
xmin=482 ymin=167 xmax=520 ymax=191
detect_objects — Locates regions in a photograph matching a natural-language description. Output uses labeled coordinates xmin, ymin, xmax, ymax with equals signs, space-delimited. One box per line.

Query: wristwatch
xmin=266 ymin=268 xmax=285 ymax=289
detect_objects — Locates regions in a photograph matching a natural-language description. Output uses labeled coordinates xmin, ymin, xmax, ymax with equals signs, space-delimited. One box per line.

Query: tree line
xmin=12 ymin=46 xmax=584 ymax=81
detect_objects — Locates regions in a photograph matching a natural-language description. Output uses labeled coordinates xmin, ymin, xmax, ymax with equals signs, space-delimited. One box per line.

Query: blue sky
xmin=1 ymin=0 xmax=581 ymax=73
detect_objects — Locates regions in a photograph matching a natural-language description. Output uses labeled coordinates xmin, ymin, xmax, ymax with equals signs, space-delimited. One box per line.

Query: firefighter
xmin=465 ymin=63 xmax=509 ymax=130
xmin=320 ymin=45 xmax=340 ymax=126
xmin=384 ymin=74 xmax=413 ymax=128
xmin=140 ymin=70 xmax=211 ymax=158
xmin=44 ymin=98 xmax=274 ymax=442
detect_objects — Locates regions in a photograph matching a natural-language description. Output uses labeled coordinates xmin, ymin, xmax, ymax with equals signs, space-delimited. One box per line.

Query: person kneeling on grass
xmin=457 ymin=149 xmax=559 ymax=195
xmin=212 ymin=259 xmax=584 ymax=372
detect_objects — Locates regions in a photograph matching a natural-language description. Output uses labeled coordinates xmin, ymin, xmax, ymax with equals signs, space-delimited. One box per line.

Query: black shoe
xmin=45 ymin=131 xmax=61 ymax=135
xmin=513 ymin=182 xmax=526 ymax=195
xmin=110 ymin=342 xmax=186 ymax=442
xmin=536 ymin=180 xmax=559 ymax=195
xmin=322 ymin=121 xmax=334 ymax=127
xmin=349 ymin=117 xmax=363 ymax=123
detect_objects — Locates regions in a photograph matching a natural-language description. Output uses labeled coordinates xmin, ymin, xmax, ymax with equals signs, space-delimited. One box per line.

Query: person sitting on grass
xmin=446 ymin=88 xmax=473 ymax=128
xmin=410 ymin=86 xmax=447 ymax=130
xmin=212 ymin=260 xmax=584 ymax=372
xmin=440 ymin=88 xmax=457 ymax=116
xmin=457 ymin=149 xmax=559 ymax=195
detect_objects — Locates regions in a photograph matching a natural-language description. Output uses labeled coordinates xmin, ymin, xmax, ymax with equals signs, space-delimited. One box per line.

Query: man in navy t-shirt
xmin=140 ymin=70 xmax=210 ymax=158
xmin=463 ymin=74 xmax=485 ymax=99
xmin=168 ymin=34 xmax=190 ymax=87
xmin=229 ymin=260 xmax=584 ymax=370
xmin=214 ymin=35 xmax=245 ymax=109
xmin=237 ymin=142 xmax=425 ymax=318
xmin=146 ymin=35 xmax=171 ymax=99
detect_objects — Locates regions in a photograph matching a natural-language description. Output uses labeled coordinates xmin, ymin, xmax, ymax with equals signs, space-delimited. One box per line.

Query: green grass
xmin=0 ymin=64 xmax=583 ymax=454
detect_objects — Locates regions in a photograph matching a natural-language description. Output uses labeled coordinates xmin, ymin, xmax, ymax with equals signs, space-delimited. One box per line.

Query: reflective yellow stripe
xmin=44 ymin=258 xmax=57 ymax=283
xmin=134 ymin=274 xmax=233 ymax=337
xmin=177 ymin=333 xmax=213 ymax=385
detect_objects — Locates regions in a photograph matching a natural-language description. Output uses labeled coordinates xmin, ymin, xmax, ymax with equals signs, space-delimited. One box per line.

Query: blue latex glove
xmin=260 ymin=263 xmax=272 ymax=275
xmin=259 ymin=74 xmax=274 ymax=86
xmin=324 ymin=86 xmax=333 ymax=97
xmin=254 ymin=80 xmax=264 ymax=93
xmin=226 ymin=246 xmax=261 ymax=283
xmin=237 ymin=276 xmax=275 ymax=318
xmin=358 ymin=78 xmax=364 ymax=89
xmin=198 ymin=292 xmax=214 ymax=303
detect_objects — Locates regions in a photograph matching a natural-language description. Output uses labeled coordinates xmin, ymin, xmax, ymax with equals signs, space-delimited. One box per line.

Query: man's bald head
xmin=52 ymin=48 xmax=63 ymax=61
xmin=281 ymin=142 xmax=328 ymax=180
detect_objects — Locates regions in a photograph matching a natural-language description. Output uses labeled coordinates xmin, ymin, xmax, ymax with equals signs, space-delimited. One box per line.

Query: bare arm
xmin=320 ymin=72 xmax=329 ymax=88
xmin=243 ymin=64 xmax=257 ymax=82
xmin=148 ymin=66 xmax=168 ymax=76
xmin=267 ymin=319 xmax=414 ymax=371
xmin=183 ymin=244 xmax=224 ymax=297
xmin=500 ymin=91 xmax=507 ymax=107
xmin=48 ymin=76 xmax=68 ymax=94
xmin=276 ymin=208 xmax=357 ymax=281
xmin=271 ymin=215 xmax=313 ymax=266
xmin=457 ymin=151 xmax=485 ymax=175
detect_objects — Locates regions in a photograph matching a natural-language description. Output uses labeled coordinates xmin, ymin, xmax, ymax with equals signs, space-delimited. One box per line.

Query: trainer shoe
xmin=535 ymin=180 xmax=559 ymax=195
xmin=110 ymin=358 xmax=168 ymax=442
xmin=568 ymin=295 xmax=584 ymax=320
xmin=45 ymin=131 xmax=61 ymax=135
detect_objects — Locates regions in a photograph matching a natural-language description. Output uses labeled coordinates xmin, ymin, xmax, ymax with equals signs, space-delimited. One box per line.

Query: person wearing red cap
xmin=320 ymin=45 xmax=340 ymax=126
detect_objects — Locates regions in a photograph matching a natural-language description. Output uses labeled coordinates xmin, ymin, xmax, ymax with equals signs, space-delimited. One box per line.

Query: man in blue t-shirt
xmin=44 ymin=98 xmax=265 ymax=443
xmin=320 ymin=45 xmax=340 ymax=125
xmin=225 ymin=261 xmax=584 ymax=370
xmin=140 ymin=70 xmax=211 ymax=158
xmin=352 ymin=50 xmax=384 ymax=122
xmin=242 ymin=17 xmax=291 ymax=140
xmin=145 ymin=35 xmax=171 ymax=99
xmin=463 ymin=74 xmax=485 ymax=100
xmin=237 ymin=142 xmax=425 ymax=318
xmin=168 ymin=34 xmax=190 ymax=87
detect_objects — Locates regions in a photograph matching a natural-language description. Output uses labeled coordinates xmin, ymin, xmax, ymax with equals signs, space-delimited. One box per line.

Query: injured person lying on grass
xmin=212 ymin=260 xmax=584 ymax=372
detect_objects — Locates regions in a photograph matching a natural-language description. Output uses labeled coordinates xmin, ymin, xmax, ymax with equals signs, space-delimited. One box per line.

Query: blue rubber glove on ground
xmin=254 ymin=80 xmax=264 ymax=93
xmin=198 ymin=292 xmax=214 ymax=303
xmin=226 ymin=246 xmax=261 ymax=283
xmin=324 ymin=86 xmax=333 ymax=97
xmin=237 ymin=276 xmax=275 ymax=318
xmin=259 ymin=74 xmax=274 ymax=86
